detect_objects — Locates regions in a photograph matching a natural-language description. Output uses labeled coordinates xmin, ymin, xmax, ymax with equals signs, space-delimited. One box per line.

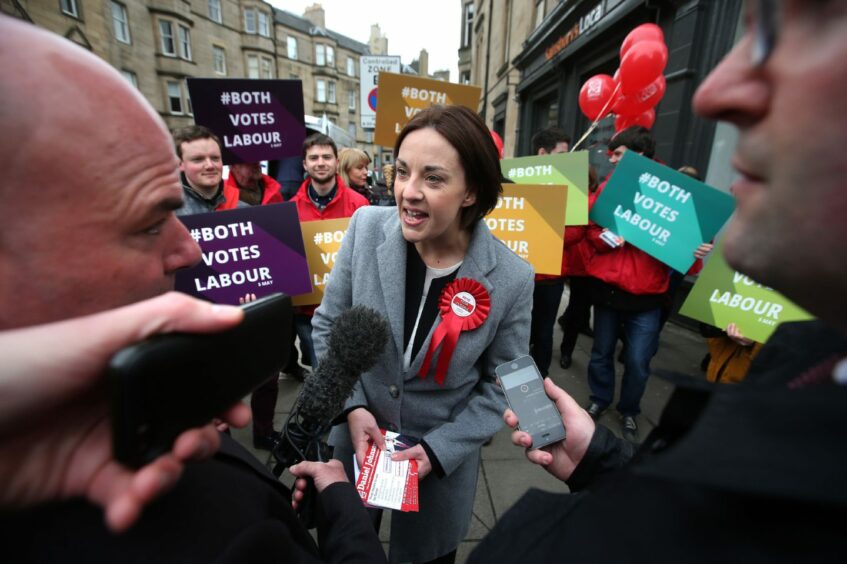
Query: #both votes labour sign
xmin=500 ymin=152 xmax=589 ymax=226
xmin=679 ymin=240 xmax=813 ymax=343
xmin=175 ymin=203 xmax=311 ymax=305
xmin=590 ymin=152 xmax=735 ymax=273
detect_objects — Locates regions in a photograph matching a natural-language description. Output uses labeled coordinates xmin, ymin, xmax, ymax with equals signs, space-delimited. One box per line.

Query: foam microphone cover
xmin=299 ymin=305 xmax=389 ymax=423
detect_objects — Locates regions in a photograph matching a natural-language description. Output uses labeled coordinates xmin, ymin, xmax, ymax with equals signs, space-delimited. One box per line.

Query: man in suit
xmin=0 ymin=17 xmax=385 ymax=563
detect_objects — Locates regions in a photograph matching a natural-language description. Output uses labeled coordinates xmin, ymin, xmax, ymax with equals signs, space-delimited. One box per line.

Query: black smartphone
xmin=495 ymin=355 xmax=566 ymax=449
xmin=109 ymin=293 xmax=292 ymax=468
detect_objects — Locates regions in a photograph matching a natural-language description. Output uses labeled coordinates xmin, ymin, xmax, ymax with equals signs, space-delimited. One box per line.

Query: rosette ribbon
xmin=418 ymin=277 xmax=490 ymax=385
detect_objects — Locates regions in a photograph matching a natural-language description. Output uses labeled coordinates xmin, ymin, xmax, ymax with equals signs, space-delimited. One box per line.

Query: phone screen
xmin=499 ymin=362 xmax=566 ymax=448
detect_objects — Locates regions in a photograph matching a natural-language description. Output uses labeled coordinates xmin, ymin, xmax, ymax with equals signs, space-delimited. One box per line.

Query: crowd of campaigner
xmin=2 ymin=1 xmax=847 ymax=561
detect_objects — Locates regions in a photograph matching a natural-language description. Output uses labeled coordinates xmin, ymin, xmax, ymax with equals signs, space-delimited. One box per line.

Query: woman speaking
xmin=313 ymin=105 xmax=533 ymax=564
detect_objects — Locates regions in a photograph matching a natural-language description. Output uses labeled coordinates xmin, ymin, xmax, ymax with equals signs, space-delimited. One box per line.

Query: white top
xmin=403 ymin=261 xmax=463 ymax=370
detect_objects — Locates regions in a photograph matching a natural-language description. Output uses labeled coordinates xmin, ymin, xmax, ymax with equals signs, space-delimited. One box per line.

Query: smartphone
xmin=109 ymin=293 xmax=292 ymax=468
xmin=600 ymin=230 xmax=623 ymax=248
xmin=495 ymin=355 xmax=566 ymax=449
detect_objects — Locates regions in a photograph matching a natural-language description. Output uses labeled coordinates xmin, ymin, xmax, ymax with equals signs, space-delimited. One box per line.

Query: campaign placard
xmin=175 ymin=203 xmax=311 ymax=305
xmin=679 ymin=241 xmax=813 ymax=343
xmin=373 ymin=72 xmax=481 ymax=147
xmin=292 ymin=217 xmax=351 ymax=307
xmin=359 ymin=55 xmax=402 ymax=130
xmin=485 ymin=184 xmax=567 ymax=275
xmin=187 ymin=78 xmax=306 ymax=165
xmin=589 ymin=151 xmax=735 ymax=273
xmin=501 ymin=152 xmax=589 ymax=225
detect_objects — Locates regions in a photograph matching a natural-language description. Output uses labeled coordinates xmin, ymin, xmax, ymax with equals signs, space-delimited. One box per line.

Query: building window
xmin=246 ymin=54 xmax=259 ymax=79
xmin=347 ymin=122 xmax=356 ymax=140
xmin=316 ymin=79 xmax=326 ymax=102
xmin=258 ymin=10 xmax=269 ymax=37
xmin=328 ymin=81 xmax=336 ymax=104
xmin=534 ymin=0 xmax=545 ymax=28
xmin=260 ymin=56 xmax=273 ymax=79
xmin=287 ymin=36 xmax=298 ymax=60
xmin=346 ymin=56 xmax=356 ymax=76
xmin=461 ymin=2 xmax=474 ymax=48
xmin=159 ymin=21 xmax=175 ymax=55
xmin=244 ymin=8 xmax=256 ymax=33
xmin=348 ymin=89 xmax=356 ymax=111
xmin=60 ymin=0 xmax=79 ymax=18
xmin=459 ymin=70 xmax=471 ymax=85
xmin=315 ymin=44 xmax=325 ymax=66
xmin=111 ymin=2 xmax=130 ymax=44
xmin=326 ymin=45 xmax=335 ymax=67
xmin=166 ymin=80 xmax=183 ymax=114
xmin=121 ymin=69 xmax=138 ymax=88
xmin=213 ymin=46 xmax=226 ymax=75
xmin=178 ymin=24 xmax=191 ymax=59
xmin=208 ymin=0 xmax=221 ymax=23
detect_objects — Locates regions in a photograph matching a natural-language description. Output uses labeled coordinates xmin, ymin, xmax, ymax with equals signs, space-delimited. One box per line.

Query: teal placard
xmin=589 ymin=152 xmax=735 ymax=273
xmin=679 ymin=241 xmax=813 ymax=343
xmin=501 ymin=152 xmax=588 ymax=225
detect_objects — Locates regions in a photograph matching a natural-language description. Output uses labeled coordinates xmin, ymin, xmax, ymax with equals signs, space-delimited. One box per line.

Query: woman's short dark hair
xmin=393 ymin=105 xmax=502 ymax=230
xmin=608 ymin=126 xmax=656 ymax=158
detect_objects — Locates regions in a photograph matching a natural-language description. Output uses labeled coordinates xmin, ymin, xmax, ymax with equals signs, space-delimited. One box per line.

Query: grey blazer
xmin=313 ymin=206 xmax=533 ymax=562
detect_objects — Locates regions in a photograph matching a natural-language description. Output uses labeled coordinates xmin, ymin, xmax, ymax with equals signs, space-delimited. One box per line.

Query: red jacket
xmin=291 ymin=175 xmax=368 ymax=222
xmin=219 ymin=174 xmax=283 ymax=210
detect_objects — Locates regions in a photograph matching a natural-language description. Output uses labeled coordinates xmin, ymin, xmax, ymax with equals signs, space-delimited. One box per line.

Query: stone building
xmin=2 ymin=0 xmax=375 ymax=152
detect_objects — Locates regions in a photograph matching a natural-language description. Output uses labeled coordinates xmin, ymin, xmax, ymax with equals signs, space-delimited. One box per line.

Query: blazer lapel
xmin=377 ymin=213 xmax=408 ymax=363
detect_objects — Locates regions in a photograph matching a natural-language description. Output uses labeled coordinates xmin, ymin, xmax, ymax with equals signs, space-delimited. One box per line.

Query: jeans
xmin=294 ymin=313 xmax=318 ymax=368
xmin=530 ymin=280 xmax=565 ymax=376
xmin=587 ymin=305 xmax=661 ymax=416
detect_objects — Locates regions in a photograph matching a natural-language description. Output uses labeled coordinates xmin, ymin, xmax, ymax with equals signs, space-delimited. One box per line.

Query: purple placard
xmin=175 ymin=203 xmax=311 ymax=305
xmin=187 ymin=78 xmax=306 ymax=165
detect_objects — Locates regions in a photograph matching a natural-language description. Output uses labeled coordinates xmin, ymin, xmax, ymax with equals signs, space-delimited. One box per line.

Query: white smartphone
xmin=600 ymin=230 xmax=623 ymax=248
xmin=495 ymin=355 xmax=566 ymax=449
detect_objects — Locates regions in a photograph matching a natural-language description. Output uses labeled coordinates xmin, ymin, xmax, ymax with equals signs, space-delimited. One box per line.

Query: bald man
xmin=0 ymin=17 xmax=384 ymax=563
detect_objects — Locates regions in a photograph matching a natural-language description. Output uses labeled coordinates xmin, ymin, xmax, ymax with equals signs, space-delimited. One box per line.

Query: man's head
xmin=531 ymin=127 xmax=571 ymax=155
xmin=229 ymin=162 xmax=263 ymax=189
xmin=0 ymin=18 xmax=200 ymax=329
xmin=693 ymin=1 xmax=847 ymax=330
xmin=173 ymin=125 xmax=223 ymax=195
xmin=302 ymin=133 xmax=338 ymax=191
xmin=608 ymin=126 xmax=655 ymax=165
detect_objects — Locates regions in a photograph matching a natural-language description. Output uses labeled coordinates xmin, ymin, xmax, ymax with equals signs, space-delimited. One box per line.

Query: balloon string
xmin=571 ymin=81 xmax=621 ymax=152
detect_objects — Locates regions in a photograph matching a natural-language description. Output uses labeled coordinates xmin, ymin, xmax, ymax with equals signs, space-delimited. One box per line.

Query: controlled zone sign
xmin=679 ymin=240 xmax=813 ymax=343
xmin=590 ymin=151 xmax=735 ymax=273
xmin=360 ymin=56 xmax=401 ymax=130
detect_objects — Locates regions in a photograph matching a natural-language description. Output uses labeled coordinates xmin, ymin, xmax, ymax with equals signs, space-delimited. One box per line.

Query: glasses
xmin=750 ymin=0 xmax=779 ymax=67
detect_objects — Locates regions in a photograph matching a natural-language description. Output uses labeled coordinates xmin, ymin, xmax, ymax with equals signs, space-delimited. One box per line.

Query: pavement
xmin=229 ymin=291 xmax=709 ymax=563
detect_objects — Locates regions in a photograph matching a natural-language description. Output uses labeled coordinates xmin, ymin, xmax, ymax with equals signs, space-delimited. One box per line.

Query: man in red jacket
xmin=220 ymin=162 xmax=283 ymax=209
xmin=585 ymin=127 xmax=709 ymax=442
xmin=291 ymin=133 xmax=369 ymax=366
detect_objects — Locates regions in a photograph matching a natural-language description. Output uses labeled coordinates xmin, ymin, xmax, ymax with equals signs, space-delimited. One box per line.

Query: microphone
xmin=272 ymin=305 xmax=389 ymax=524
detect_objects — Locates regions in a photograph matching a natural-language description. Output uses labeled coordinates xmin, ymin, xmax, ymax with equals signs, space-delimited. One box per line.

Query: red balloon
xmin=615 ymin=108 xmax=656 ymax=132
xmin=578 ymin=74 xmax=616 ymax=121
xmin=619 ymin=40 xmax=668 ymax=94
xmin=620 ymin=23 xmax=664 ymax=58
xmin=613 ymin=75 xmax=666 ymax=117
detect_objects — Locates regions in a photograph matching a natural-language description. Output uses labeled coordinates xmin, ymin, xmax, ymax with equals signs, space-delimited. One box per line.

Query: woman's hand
xmin=726 ymin=322 xmax=754 ymax=347
xmin=347 ymin=408 xmax=385 ymax=469
xmin=390 ymin=445 xmax=432 ymax=479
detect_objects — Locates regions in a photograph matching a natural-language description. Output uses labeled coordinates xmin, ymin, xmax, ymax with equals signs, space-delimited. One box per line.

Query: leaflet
xmin=353 ymin=430 xmax=419 ymax=512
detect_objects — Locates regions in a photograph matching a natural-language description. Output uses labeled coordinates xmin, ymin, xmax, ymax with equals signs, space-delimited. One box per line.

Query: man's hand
xmin=390 ymin=444 xmax=432 ymax=479
xmin=694 ymin=242 xmax=714 ymax=259
xmin=289 ymin=459 xmax=349 ymax=510
xmin=506 ymin=378 xmax=595 ymax=482
xmin=347 ymin=407 xmax=385 ymax=469
xmin=0 ymin=292 xmax=251 ymax=533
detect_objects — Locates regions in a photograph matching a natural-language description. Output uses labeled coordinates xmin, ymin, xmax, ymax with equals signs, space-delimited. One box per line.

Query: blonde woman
xmin=338 ymin=147 xmax=374 ymax=203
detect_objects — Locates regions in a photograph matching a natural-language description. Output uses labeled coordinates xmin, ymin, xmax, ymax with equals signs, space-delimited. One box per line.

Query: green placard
xmin=679 ymin=241 xmax=813 ymax=343
xmin=501 ymin=152 xmax=588 ymax=225
xmin=589 ymin=152 xmax=735 ymax=273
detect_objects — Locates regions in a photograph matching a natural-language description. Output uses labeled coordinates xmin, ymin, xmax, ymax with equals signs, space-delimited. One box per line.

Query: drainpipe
xmin=481 ymin=0 xmax=493 ymax=120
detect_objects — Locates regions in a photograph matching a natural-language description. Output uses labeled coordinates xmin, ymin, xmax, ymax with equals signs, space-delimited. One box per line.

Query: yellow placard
xmin=292 ymin=217 xmax=351 ymax=306
xmin=485 ymin=184 xmax=567 ymax=275
xmin=374 ymin=72 xmax=482 ymax=147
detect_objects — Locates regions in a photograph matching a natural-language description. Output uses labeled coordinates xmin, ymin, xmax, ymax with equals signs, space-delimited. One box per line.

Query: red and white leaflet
xmin=353 ymin=430 xmax=419 ymax=512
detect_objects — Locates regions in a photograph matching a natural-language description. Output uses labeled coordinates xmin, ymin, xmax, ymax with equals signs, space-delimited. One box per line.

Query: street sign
xmin=360 ymin=55 xmax=401 ymax=130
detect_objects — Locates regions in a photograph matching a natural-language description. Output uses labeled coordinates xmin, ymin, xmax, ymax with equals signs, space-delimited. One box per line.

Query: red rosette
xmin=418 ymin=278 xmax=490 ymax=385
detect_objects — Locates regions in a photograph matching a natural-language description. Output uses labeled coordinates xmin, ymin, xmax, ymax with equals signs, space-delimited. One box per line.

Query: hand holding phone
xmin=600 ymin=229 xmax=624 ymax=248
xmin=496 ymin=356 xmax=566 ymax=449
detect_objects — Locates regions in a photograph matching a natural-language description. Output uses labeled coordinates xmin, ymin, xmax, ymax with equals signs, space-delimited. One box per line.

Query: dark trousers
xmin=530 ymin=279 xmax=565 ymax=376
xmin=560 ymin=277 xmax=592 ymax=358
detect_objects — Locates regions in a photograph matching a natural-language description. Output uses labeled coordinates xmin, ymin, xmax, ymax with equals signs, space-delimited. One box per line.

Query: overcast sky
xmin=268 ymin=1 xmax=462 ymax=81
